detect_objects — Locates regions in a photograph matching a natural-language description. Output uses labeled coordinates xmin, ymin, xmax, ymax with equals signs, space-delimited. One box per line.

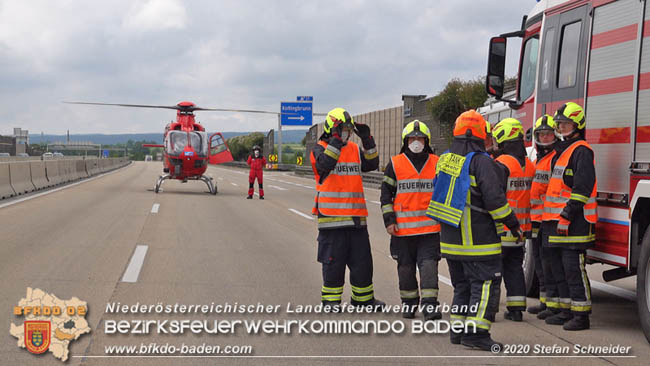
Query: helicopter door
xmin=208 ymin=132 xmax=234 ymax=164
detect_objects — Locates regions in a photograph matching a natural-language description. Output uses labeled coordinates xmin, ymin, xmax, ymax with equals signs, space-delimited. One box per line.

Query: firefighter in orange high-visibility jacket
xmin=541 ymin=102 xmax=597 ymax=331
xmin=310 ymin=107 xmax=385 ymax=312
xmin=381 ymin=120 xmax=441 ymax=321
xmin=528 ymin=115 xmax=558 ymax=319
xmin=492 ymin=118 xmax=534 ymax=322
xmin=426 ymin=110 xmax=523 ymax=351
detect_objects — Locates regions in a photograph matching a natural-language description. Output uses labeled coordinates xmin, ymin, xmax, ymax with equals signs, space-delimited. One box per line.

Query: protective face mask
xmin=254 ymin=151 xmax=260 ymax=157
xmin=340 ymin=130 xmax=350 ymax=143
xmin=408 ymin=140 xmax=424 ymax=154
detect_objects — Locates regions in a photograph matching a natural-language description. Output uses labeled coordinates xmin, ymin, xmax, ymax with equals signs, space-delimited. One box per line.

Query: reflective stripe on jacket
xmin=311 ymin=140 xmax=368 ymax=217
xmin=496 ymin=154 xmax=534 ymax=247
xmin=391 ymin=153 xmax=440 ymax=236
xmin=530 ymin=151 xmax=555 ymax=224
xmin=542 ymin=141 xmax=597 ymax=224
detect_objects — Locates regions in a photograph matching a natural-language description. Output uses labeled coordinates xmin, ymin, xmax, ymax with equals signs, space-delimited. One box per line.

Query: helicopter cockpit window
xmin=167 ymin=131 xmax=188 ymax=155
xmin=210 ymin=134 xmax=227 ymax=155
xmin=190 ymin=131 xmax=208 ymax=157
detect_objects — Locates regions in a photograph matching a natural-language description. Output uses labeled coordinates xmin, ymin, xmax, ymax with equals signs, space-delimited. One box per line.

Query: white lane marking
xmin=289 ymin=208 xmax=315 ymax=220
xmin=439 ymin=275 xmax=452 ymax=287
xmin=269 ymin=185 xmax=288 ymax=191
xmin=0 ymin=163 xmax=132 ymax=210
xmin=121 ymin=245 xmax=148 ymax=283
xmin=254 ymin=192 xmax=259 ymax=197
xmin=231 ymin=182 xmax=238 ymax=186
xmin=591 ymin=280 xmax=636 ymax=302
xmin=370 ymin=200 xmax=381 ymax=205
xmin=151 ymin=203 xmax=160 ymax=213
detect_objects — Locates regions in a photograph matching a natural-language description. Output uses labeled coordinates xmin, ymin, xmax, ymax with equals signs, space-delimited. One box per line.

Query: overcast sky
xmin=0 ymin=0 xmax=533 ymax=135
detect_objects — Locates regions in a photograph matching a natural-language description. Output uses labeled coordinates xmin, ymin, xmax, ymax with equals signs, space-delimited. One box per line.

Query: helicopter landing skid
xmin=154 ymin=174 xmax=170 ymax=193
xmin=199 ymin=175 xmax=218 ymax=195
xmin=154 ymin=174 xmax=217 ymax=195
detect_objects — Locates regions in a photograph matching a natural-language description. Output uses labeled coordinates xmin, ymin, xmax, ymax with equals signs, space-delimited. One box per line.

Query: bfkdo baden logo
xmin=25 ymin=320 xmax=51 ymax=354
xmin=10 ymin=288 xmax=91 ymax=362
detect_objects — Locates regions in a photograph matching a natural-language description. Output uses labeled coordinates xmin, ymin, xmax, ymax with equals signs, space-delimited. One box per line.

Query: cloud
xmin=122 ymin=0 xmax=188 ymax=32
xmin=0 ymin=0 xmax=533 ymax=135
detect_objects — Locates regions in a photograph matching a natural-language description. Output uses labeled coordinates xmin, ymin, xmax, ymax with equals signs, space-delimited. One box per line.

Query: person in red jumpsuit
xmin=247 ymin=145 xmax=266 ymax=199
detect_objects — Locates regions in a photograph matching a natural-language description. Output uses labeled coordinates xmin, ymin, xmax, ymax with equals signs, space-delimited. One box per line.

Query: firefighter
xmin=492 ymin=118 xmax=534 ymax=322
xmin=310 ymin=107 xmax=385 ymax=311
xmin=381 ymin=120 xmax=441 ymax=320
xmin=541 ymin=102 xmax=597 ymax=331
xmin=427 ymin=110 xmax=522 ymax=350
xmin=528 ymin=115 xmax=558 ymax=318
xmin=246 ymin=145 xmax=266 ymax=199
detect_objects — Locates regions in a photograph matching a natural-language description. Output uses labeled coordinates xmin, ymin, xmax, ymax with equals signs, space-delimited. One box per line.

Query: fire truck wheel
xmin=637 ymin=235 xmax=650 ymax=343
xmin=523 ymin=238 xmax=540 ymax=297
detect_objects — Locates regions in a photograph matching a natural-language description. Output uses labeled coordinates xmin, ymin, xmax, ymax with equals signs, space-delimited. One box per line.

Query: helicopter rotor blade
xmin=193 ymin=107 xmax=283 ymax=115
xmin=63 ymin=101 xmax=181 ymax=110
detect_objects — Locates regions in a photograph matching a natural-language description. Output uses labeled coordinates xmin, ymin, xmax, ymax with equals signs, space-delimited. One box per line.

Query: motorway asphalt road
xmin=0 ymin=161 xmax=647 ymax=365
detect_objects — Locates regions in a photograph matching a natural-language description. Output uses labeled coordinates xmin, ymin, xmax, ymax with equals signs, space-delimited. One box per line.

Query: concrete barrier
xmin=63 ymin=160 xmax=75 ymax=182
xmin=85 ymin=159 xmax=98 ymax=176
xmin=0 ymin=163 xmax=16 ymax=199
xmin=9 ymin=161 xmax=36 ymax=195
xmin=30 ymin=161 xmax=49 ymax=189
xmin=75 ymin=160 xmax=88 ymax=179
xmin=45 ymin=161 xmax=62 ymax=185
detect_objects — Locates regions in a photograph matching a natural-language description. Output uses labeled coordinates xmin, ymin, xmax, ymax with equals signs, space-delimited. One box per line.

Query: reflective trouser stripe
xmin=321 ymin=286 xmax=343 ymax=302
xmin=467 ymin=280 xmax=492 ymax=330
xmin=421 ymin=288 xmax=439 ymax=298
xmin=351 ymin=284 xmax=374 ymax=302
xmin=573 ymin=253 xmax=592 ymax=313
xmin=506 ymin=296 xmax=527 ymax=308
xmin=540 ymin=291 xmax=547 ymax=304
xmin=546 ymin=298 xmax=560 ymax=309
xmin=560 ymin=298 xmax=571 ymax=309
xmin=400 ymin=290 xmax=418 ymax=299
xmin=450 ymin=314 xmax=466 ymax=324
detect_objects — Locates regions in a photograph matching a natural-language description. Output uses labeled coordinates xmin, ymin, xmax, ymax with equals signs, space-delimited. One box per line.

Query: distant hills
xmin=28 ymin=129 xmax=309 ymax=145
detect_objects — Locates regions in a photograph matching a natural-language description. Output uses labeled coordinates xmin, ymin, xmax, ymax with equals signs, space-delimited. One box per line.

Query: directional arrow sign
xmin=281 ymin=101 xmax=312 ymax=126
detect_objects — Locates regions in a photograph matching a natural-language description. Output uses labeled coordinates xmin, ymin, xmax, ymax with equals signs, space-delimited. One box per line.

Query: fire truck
xmin=485 ymin=0 xmax=650 ymax=341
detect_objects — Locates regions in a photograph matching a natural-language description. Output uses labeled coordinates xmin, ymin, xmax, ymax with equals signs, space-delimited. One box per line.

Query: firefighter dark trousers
xmin=390 ymin=233 xmax=441 ymax=306
xmin=447 ymin=258 xmax=502 ymax=332
xmin=502 ymin=246 xmax=527 ymax=311
xmin=317 ymin=227 xmax=375 ymax=306
xmin=532 ymin=231 xmax=547 ymax=305
xmin=248 ymin=170 xmax=263 ymax=197
xmin=544 ymin=245 xmax=592 ymax=315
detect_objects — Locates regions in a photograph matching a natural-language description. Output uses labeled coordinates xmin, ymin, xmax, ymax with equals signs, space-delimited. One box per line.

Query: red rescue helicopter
xmin=65 ymin=101 xmax=283 ymax=195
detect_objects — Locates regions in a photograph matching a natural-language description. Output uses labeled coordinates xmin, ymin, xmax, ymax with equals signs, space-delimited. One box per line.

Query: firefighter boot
xmin=368 ymin=298 xmax=387 ymax=312
xmin=423 ymin=301 xmax=442 ymax=321
xmin=563 ymin=315 xmax=590 ymax=331
xmin=402 ymin=306 xmax=415 ymax=319
xmin=545 ymin=311 xmax=573 ymax=325
xmin=461 ymin=330 xmax=503 ymax=352
xmin=504 ymin=310 xmax=523 ymax=322
xmin=527 ymin=302 xmax=547 ymax=314
xmin=537 ymin=308 xmax=559 ymax=320
xmin=259 ymin=186 xmax=264 ymax=199
xmin=450 ymin=330 xmax=463 ymax=345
